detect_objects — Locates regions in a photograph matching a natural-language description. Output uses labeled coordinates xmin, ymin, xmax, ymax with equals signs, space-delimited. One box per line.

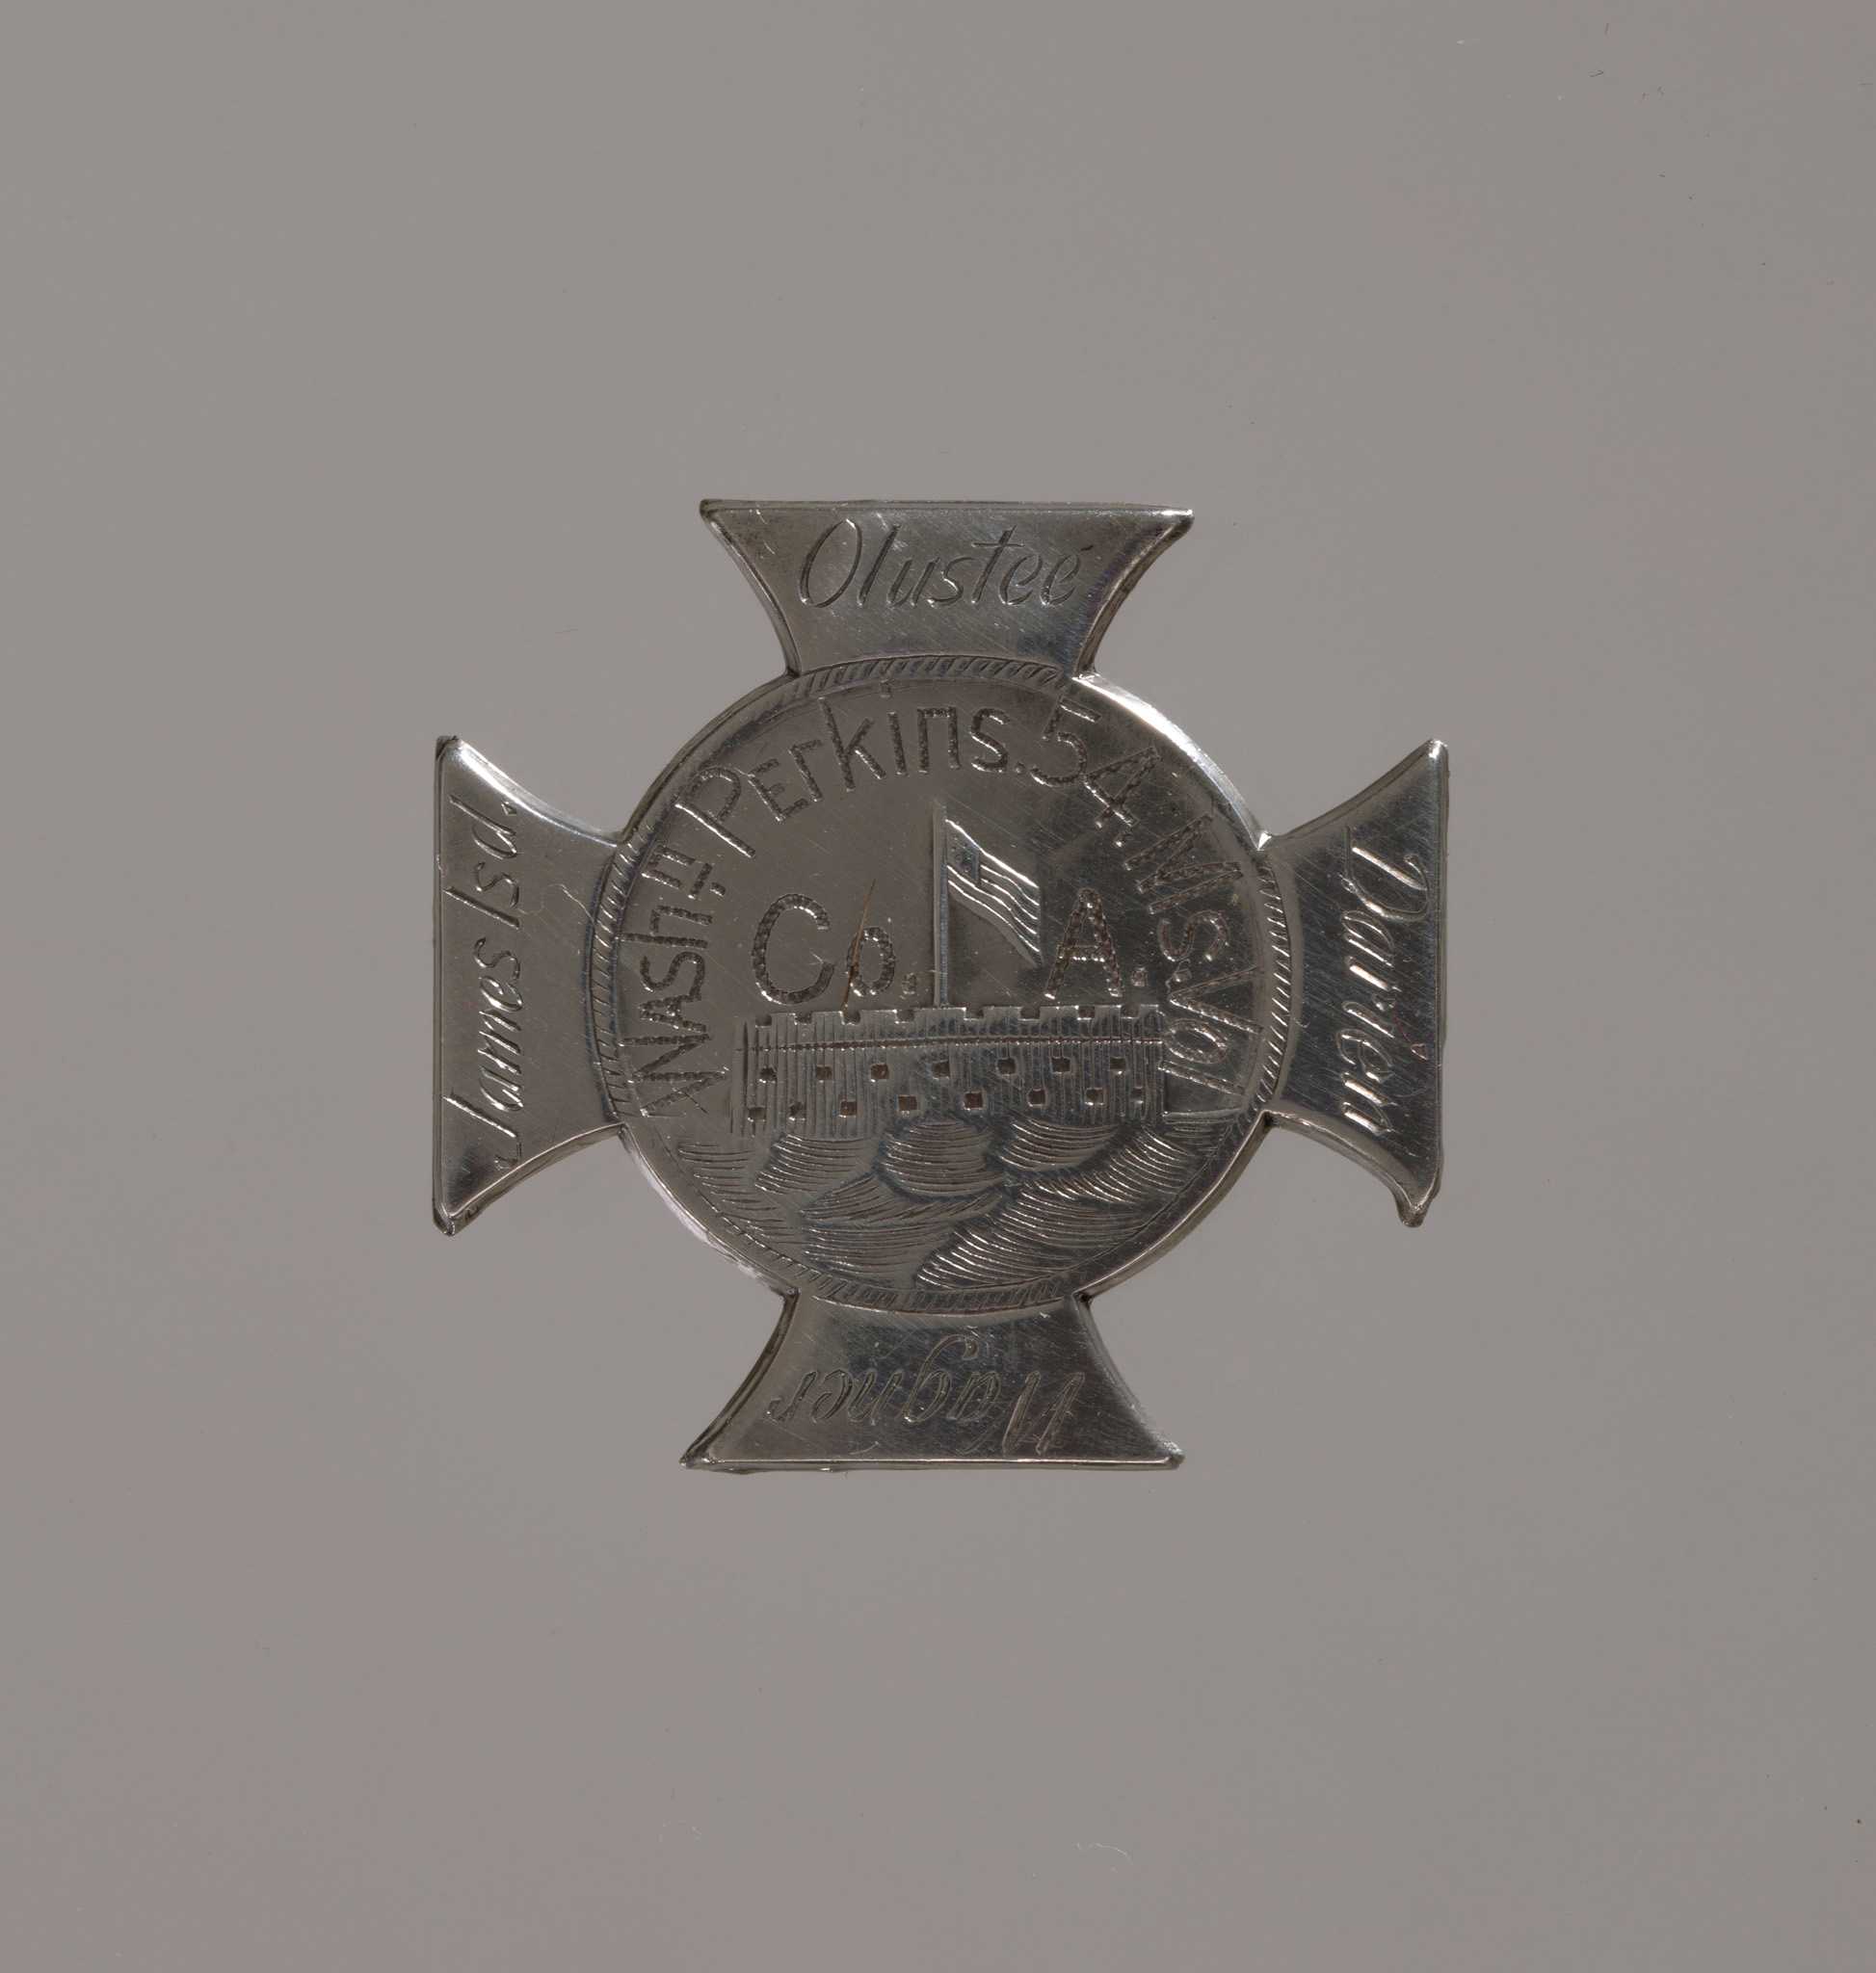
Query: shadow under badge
xmin=433 ymin=502 xmax=1448 ymax=1469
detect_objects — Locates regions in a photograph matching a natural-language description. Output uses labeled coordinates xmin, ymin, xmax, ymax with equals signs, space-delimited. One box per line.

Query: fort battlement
xmin=731 ymin=1004 xmax=1165 ymax=1141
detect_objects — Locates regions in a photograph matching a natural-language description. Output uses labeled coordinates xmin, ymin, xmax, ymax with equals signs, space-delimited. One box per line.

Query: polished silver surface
xmin=434 ymin=501 xmax=1448 ymax=1468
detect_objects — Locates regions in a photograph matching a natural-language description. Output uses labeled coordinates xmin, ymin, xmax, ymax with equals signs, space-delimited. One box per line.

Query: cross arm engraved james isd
xmin=433 ymin=502 xmax=1448 ymax=1469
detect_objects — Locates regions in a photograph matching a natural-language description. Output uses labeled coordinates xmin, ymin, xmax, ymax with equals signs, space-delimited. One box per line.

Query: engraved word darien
xmin=433 ymin=503 xmax=1448 ymax=1470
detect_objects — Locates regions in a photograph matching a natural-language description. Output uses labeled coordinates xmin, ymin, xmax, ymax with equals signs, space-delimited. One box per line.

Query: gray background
xmin=5 ymin=4 xmax=1873 ymax=1967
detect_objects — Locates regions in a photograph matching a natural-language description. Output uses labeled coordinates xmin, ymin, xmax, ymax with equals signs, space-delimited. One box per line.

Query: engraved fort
xmin=732 ymin=799 xmax=1173 ymax=1141
xmin=732 ymin=1003 xmax=1166 ymax=1141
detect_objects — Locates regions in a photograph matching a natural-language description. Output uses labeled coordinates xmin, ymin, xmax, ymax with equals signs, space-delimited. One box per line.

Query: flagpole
xmin=931 ymin=801 xmax=950 ymax=1008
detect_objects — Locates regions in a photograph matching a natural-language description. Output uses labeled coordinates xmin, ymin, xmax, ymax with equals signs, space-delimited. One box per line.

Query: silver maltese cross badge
xmin=434 ymin=504 xmax=1448 ymax=1469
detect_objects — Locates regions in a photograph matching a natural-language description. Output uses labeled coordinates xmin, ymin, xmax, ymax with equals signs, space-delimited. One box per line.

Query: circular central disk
xmin=594 ymin=656 xmax=1285 ymax=1312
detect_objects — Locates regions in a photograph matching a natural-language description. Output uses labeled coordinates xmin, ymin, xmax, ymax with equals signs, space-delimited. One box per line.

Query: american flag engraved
xmin=936 ymin=813 xmax=1044 ymax=965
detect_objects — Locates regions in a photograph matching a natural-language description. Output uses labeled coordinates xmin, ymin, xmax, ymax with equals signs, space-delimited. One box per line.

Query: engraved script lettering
xmin=1334 ymin=835 xmax=1430 ymax=1141
xmin=763 ymin=1333 xmax=1082 ymax=1456
xmin=798 ymin=518 xmax=1094 ymax=614
xmin=444 ymin=793 xmax=526 ymax=1146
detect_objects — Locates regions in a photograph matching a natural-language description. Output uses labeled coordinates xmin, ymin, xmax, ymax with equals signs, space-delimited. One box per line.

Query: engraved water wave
xmin=674 ymin=1110 xmax=1235 ymax=1303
